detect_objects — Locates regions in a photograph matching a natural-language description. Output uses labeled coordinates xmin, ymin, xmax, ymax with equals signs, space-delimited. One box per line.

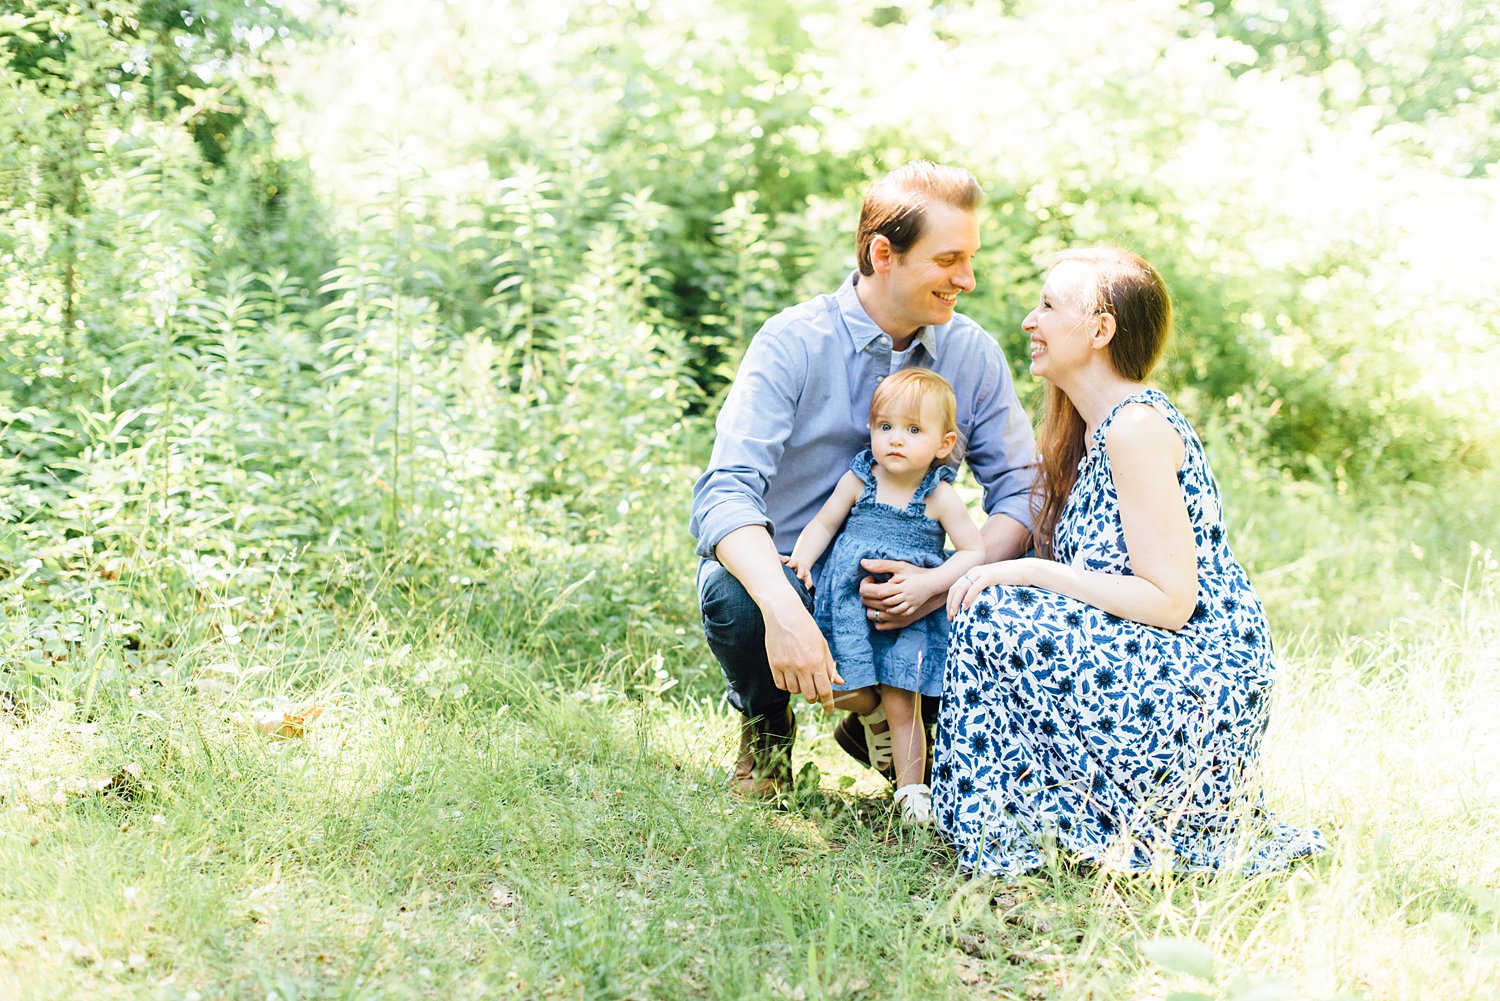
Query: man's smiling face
xmin=881 ymin=201 xmax=980 ymax=336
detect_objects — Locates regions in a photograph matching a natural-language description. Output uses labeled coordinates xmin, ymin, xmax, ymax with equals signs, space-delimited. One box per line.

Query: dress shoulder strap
xmin=909 ymin=462 xmax=957 ymax=510
xmin=1129 ymin=389 xmax=1196 ymax=440
xmin=1096 ymin=388 xmax=1186 ymax=440
xmin=849 ymin=449 xmax=879 ymax=500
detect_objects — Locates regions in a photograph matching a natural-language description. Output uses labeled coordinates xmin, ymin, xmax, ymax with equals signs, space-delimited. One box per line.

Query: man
xmin=689 ymin=161 xmax=1037 ymax=797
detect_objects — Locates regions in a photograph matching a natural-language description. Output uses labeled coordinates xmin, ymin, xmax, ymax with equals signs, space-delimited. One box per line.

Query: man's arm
xmin=980 ymin=510 xmax=1030 ymax=563
xmin=690 ymin=319 xmax=848 ymax=708
xmin=689 ymin=325 xmax=802 ymax=561
xmin=713 ymin=525 xmax=844 ymax=709
xmin=965 ymin=353 xmax=1039 ymax=533
xmin=859 ymin=509 xmax=1030 ymax=630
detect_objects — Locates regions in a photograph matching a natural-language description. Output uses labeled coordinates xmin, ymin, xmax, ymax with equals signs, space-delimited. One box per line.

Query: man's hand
xmin=763 ymin=593 xmax=844 ymax=710
xmin=713 ymin=524 xmax=844 ymax=710
xmin=858 ymin=559 xmax=946 ymax=631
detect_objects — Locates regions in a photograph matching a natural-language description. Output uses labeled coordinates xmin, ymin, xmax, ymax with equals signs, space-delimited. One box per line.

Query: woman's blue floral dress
xmin=932 ymin=390 xmax=1325 ymax=876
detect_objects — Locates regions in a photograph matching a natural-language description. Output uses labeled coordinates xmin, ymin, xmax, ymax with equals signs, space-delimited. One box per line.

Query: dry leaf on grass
xmin=98 ymin=762 xmax=149 ymax=798
xmin=235 ymin=704 xmax=324 ymax=738
xmin=24 ymin=762 xmax=151 ymax=806
xmin=949 ymin=930 xmax=1000 ymax=958
xmin=487 ymin=882 xmax=519 ymax=909
xmin=952 ymin=958 xmax=986 ymax=985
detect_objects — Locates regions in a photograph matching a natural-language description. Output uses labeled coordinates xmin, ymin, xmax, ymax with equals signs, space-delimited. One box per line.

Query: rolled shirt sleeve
xmin=689 ymin=326 xmax=806 ymax=559
xmin=960 ymin=343 xmax=1037 ymax=529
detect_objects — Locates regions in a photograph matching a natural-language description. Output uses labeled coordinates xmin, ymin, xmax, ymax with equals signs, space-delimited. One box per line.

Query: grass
xmin=1 ymin=467 xmax=1497 ymax=999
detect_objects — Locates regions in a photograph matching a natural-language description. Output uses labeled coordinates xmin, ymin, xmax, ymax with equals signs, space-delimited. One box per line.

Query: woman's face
xmin=1022 ymin=260 xmax=1098 ymax=381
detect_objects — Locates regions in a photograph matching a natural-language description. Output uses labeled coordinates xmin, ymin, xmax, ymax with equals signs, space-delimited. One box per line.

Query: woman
xmin=934 ymin=248 xmax=1325 ymax=876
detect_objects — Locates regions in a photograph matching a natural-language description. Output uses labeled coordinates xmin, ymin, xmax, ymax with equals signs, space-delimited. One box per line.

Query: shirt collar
xmin=837 ymin=271 xmax=940 ymax=357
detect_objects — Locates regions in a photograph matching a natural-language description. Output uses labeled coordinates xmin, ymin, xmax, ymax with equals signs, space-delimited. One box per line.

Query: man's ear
xmin=869 ymin=235 xmax=894 ymax=274
xmin=1093 ymin=312 xmax=1117 ymax=348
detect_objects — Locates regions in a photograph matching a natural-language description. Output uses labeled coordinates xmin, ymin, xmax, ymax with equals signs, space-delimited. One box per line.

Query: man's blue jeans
xmin=696 ymin=559 xmax=942 ymax=726
xmin=696 ymin=559 xmax=811 ymax=719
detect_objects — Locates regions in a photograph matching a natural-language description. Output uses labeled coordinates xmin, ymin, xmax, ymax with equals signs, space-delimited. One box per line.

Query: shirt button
xmin=875 ymin=376 xmax=884 ymax=383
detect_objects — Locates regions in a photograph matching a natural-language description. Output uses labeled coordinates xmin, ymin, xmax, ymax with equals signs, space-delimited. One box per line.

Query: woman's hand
xmin=946 ymin=559 xmax=1038 ymax=618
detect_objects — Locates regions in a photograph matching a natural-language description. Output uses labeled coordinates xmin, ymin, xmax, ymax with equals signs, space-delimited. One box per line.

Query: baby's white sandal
xmin=894 ymin=783 xmax=933 ymax=827
xmin=857 ymin=704 xmax=893 ymax=774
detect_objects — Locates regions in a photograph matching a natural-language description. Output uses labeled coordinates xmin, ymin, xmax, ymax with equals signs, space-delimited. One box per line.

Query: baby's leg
xmin=829 ymin=687 xmax=880 ymax=716
xmin=880 ymin=685 xmax=924 ymax=791
xmin=831 ymin=687 xmax=890 ymax=771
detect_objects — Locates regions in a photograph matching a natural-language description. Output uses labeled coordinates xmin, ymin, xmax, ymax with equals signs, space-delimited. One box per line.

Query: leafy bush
xmin=2 ymin=0 xmax=1497 ymax=705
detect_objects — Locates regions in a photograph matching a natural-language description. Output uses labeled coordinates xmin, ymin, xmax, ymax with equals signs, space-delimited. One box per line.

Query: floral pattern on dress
xmin=932 ymin=390 xmax=1325 ymax=876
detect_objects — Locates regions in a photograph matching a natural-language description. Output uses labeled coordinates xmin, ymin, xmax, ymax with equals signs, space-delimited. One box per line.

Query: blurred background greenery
xmin=1 ymin=0 xmax=1497 ymax=701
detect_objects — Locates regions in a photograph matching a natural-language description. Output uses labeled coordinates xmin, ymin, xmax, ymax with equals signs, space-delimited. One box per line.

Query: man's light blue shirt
xmin=690 ymin=271 xmax=1038 ymax=567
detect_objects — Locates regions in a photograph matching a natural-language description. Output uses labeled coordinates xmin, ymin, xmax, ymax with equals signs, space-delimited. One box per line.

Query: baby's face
xmin=869 ymin=396 xmax=954 ymax=474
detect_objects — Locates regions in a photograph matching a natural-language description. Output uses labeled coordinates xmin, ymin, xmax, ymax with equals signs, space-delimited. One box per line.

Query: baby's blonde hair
xmin=868 ymin=368 xmax=963 ymax=464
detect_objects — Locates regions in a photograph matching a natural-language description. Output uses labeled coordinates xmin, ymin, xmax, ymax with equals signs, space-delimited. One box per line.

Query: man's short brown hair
xmin=856 ymin=161 xmax=984 ymax=276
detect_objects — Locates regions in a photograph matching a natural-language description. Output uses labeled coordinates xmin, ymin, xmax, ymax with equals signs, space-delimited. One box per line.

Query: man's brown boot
xmin=730 ymin=705 xmax=796 ymax=799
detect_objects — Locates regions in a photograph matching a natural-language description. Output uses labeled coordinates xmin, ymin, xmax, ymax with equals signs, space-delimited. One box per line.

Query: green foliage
xmin=0 ymin=488 xmax=1496 ymax=996
xmin=0 ymin=0 xmax=1496 ymax=757
xmin=1198 ymin=0 xmax=1500 ymax=176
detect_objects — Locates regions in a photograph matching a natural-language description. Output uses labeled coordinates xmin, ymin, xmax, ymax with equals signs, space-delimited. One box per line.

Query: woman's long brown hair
xmin=1031 ymin=248 xmax=1173 ymax=558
